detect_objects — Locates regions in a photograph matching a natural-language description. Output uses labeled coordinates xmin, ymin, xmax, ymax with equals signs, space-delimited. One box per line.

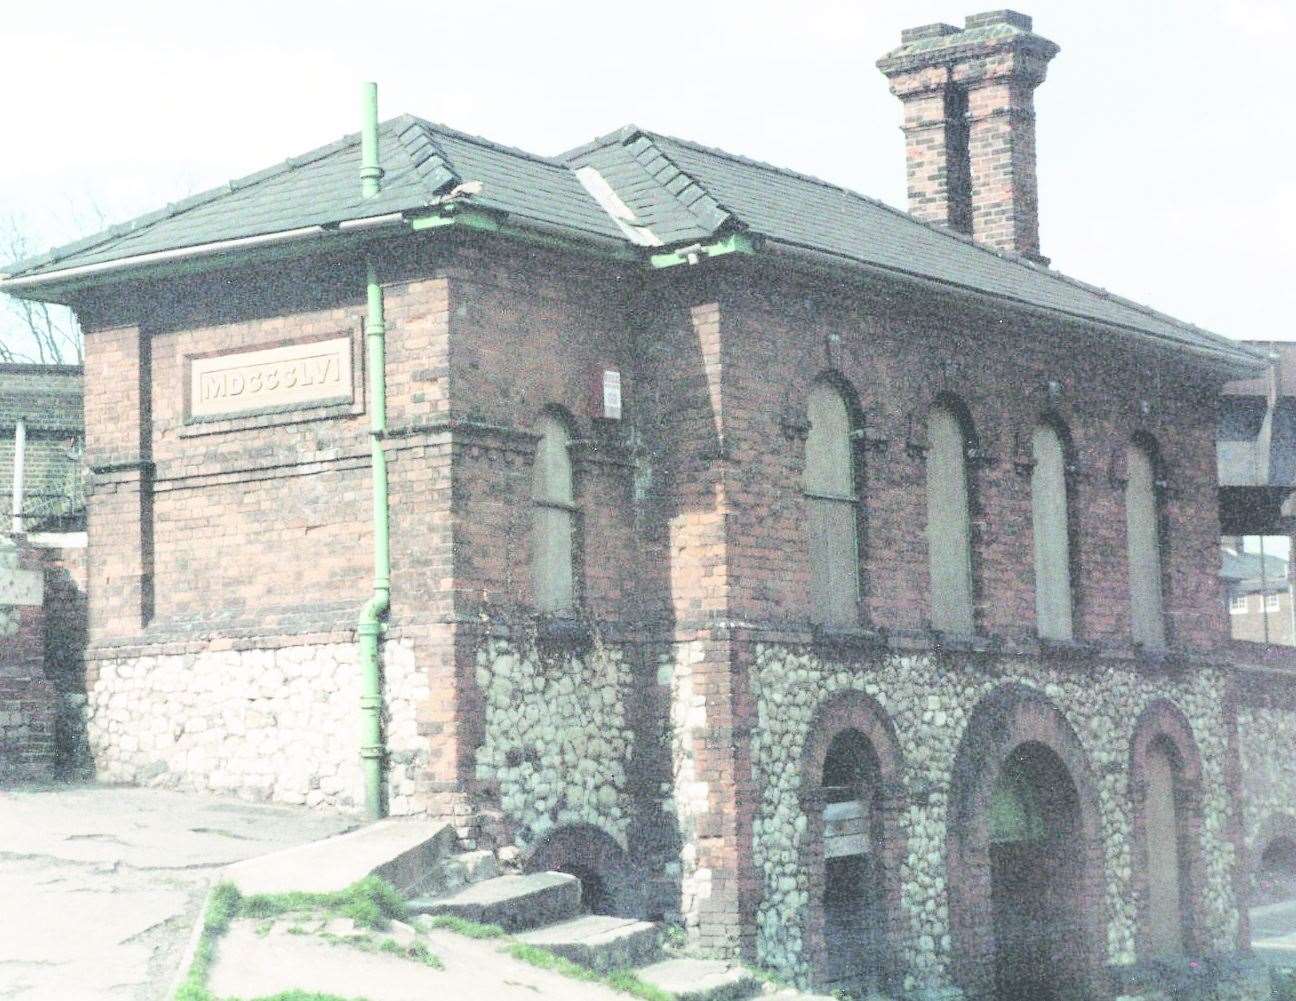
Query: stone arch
xmin=523 ymin=823 xmax=641 ymax=917
xmin=1128 ymin=699 xmax=1206 ymax=957
xmin=947 ymin=684 xmax=1106 ymax=1001
xmin=797 ymin=689 xmax=907 ymax=993
xmin=1253 ymin=813 xmax=1296 ymax=907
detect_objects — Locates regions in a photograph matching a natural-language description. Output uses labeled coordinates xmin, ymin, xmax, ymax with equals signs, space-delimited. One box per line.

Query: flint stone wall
xmin=83 ymin=638 xmax=429 ymax=813
xmin=473 ymin=633 xmax=636 ymax=850
xmin=1237 ymin=693 xmax=1296 ymax=870
xmin=748 ymin=643 xmax=1238 ymax=993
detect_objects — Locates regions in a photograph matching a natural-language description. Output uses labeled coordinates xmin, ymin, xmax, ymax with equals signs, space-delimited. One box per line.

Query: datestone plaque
xmin=188 ymin=335 xmax=353 ymax=421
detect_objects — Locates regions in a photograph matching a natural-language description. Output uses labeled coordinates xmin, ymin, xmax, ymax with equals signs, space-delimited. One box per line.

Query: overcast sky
xmin=2 ymin=0 xmax=1292 ymax=351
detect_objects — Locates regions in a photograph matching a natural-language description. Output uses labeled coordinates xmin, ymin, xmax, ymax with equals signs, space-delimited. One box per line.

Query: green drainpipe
xmin=357 ymin=82 xmax=389 ymax=820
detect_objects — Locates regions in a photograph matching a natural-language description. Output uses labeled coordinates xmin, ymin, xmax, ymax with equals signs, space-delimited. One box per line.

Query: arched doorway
xmin=798 ymin=691 xmax=906 ymax=994
xmin=988 ymin=743 xmax=1087 ymax=1001
xmin=820 ymin=728 xmax=886 ymax=994
xmin=1128 ymin=699 xmax=1205 ymax=960
xmin=947 ymin=685 xmax=1104 ymax=1001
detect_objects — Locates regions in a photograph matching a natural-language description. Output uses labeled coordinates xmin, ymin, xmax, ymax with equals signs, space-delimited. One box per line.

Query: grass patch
xmin=238 ymin=877 xmax=406 ymax=931
xmin=244 ymin=993 xmax=372 ymax=1001
xmin=603 ymin=970 xmax=674 ymax=1001
xmin=378 ymin=938 xmax=443 ymax=969
xmin=1275 ymin=969 xmax=1296 ymax=1001
xmin=175 ymin=882 xmax=244 ymax=1001
xmin=419 ymin=914 xmax=507 ymax=939
xmin=505 ymin=942 xmax=602 ymax=982
xmin=504 ymin=943 xmax=671 ymax=1001
xmin=175 ymin=877 xmax=414 ymax=1001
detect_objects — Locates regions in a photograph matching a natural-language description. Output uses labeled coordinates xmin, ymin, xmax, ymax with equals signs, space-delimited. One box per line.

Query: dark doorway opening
xmin=556 ymin=861 xmax=613 ymax=915
xmin=820 ymin=729 xmax=886 ymax=996
xmin=1258 ymin=837 xmax=1296 ymax=906
xmin=989 ymin=743 xmax=1087 ymax=1001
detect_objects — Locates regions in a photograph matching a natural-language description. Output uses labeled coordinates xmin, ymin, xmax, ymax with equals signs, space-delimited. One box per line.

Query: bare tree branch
xmin=0 ymin=212 xmax=84 ymax=365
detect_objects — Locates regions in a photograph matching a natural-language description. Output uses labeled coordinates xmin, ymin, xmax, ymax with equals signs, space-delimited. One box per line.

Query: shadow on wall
xmin=46 ymin=557 xmax=91 ymax=778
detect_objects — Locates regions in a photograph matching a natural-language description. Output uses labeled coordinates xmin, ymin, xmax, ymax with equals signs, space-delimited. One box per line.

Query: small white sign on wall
xmin=602 ymin=369 xmax=622 ymax=420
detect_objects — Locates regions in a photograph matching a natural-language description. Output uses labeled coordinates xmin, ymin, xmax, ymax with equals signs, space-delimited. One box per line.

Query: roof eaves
xmin=647 ymin=129 xmax=1264 ymax=366
xmin=760 ymin=234 xmax=1265 ymax=376
xmin=1 ymin=118 xmax=410 ymax=280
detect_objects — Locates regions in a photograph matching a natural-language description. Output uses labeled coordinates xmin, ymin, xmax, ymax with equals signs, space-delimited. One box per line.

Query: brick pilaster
xmin=82 ymin=320 xmax=153 ymax=639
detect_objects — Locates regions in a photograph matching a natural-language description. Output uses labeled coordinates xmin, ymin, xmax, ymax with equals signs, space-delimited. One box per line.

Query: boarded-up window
xmin=926 ymin=404 xmax=975 ymax=636
xmin=531 ymin=414 xmax=575 ymax=613
xmin=1145 ymin=740 xmax=1184 ymax=956
xmin=804 ymin=382 xmax=859 ymax=627
xmin=1126 ymin=442 xmax=1166 ymax=649
xmin=1031 ymin=423 xmax=1074 ymax=640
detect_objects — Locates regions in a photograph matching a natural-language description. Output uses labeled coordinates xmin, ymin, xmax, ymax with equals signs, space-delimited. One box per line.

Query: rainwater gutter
xmin=356 ymin=81 xmax=389 ymax=820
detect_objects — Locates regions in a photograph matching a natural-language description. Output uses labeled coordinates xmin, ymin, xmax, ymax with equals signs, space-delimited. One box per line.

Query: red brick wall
xmin=1 ymin=539 xmax=59 ymax=781
xmin=710 ymin=257 xmax=1226 ymax=652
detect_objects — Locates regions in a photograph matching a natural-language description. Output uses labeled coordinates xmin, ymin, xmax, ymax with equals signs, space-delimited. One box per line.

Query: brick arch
xmin=523 ymin=823 xmax=643 ymax=918
xmin=797 ymin=689 xmax=908 ymax=993
xmin=1128 ymin=699 xmax=1206 ymax=957
xmin=775 ymin=367 xmax=874 ymax=445
xmin=898 ymin=371 xmax=997 ymax=462
xmin=946 ymin=684 xmax=1106 ymax=1001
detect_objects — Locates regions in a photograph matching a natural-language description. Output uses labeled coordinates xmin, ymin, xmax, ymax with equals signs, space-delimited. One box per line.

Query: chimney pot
xmin=964 ymin=10 xmax=1033 ymax=31
xmin=900 ymin=22 xmax=961 ymax=44
xmin=878 ymin=10 xmax=1059 ymax=263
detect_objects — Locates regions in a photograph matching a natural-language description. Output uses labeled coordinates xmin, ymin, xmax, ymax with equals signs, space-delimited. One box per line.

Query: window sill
xmin=812 ymin=624 xmax=887 ymax=653
xmin=533 ymin=615 xmax=591 ymax=648
xmin=1034 ymin=636 xmax=1095 ymax=658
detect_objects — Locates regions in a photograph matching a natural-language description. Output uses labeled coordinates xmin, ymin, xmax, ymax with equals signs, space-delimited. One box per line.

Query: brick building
xmin=2 ymin=11 xmax=1293 ymax=1000
xmin=0 ymin=364 xmax=88 ymax=779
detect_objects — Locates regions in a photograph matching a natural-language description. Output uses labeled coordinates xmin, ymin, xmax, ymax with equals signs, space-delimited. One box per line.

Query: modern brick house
xmin=3 ymin=11 xmax=1293 ymax=1000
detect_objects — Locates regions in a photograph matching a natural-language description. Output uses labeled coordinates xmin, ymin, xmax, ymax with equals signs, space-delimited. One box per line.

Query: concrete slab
xmin=1251 ymin=899 xmax=1296 ymax=969
xmin=634 ymin=957 xmax=761 ymax=1001
xmin=224 ymin=817 xmax=456 ymax=896
xmin=409 ymin=871 xmax=582 ymax=931
xmin=208 ymin=920 xmax=630 ymax=1001
xmin=0 ymin=783 xmax=352 ymax=1001
xmin=516 ymin=914 xmax=660 ymax=971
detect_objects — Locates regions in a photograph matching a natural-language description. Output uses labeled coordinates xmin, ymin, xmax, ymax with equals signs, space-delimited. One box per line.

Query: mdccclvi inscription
xmin=188 ymin=335 xmax=354 ymax=420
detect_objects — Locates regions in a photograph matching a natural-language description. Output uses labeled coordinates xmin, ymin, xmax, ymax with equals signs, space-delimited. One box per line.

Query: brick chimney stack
xmin=877 ymin=11 xmax=1059 ymax=263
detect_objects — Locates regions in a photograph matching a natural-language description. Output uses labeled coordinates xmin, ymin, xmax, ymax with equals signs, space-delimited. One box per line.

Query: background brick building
xmin=0 ymin=364 xmax=88 ymax=779
xmin=2 ymin=11 xmax=1292 ymax=1001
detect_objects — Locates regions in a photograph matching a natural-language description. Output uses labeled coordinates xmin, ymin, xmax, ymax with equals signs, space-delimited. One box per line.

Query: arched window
xmin=531 ymin=413 xmax=575 ymax=613
xmin=1144 ymin=737 xmax=1186 ymax=956
xmin=926 ymin=402 xmax=975 ymax=636
xmin=804 ymin=381 xmax=859 ymax=627
xmin=1031 ymin=422 xmax=1074 ymax=640
xmin=1126 ymin=439 xmax=1166 ymax=649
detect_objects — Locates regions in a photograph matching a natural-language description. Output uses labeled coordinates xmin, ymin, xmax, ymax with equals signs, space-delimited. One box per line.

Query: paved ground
xmin=1251 ymin=898 xmax=1296 ymax=969
xmin=0 ymin=783 xmax=354 ymax=1001
xmin=209 ymin=921 xmax=634 ymax=1001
